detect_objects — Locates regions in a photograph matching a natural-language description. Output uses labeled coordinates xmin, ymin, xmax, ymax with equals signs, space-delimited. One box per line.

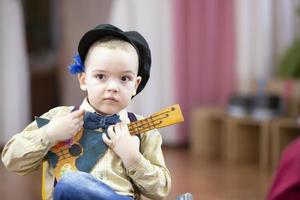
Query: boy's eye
xmin=96 ymin=74 xmax=105 ymax=79
xmin=121 ymin=76 xmax=131 ymax=82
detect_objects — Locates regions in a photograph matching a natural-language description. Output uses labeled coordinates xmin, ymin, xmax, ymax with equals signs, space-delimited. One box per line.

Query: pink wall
xmin=173 ymin=0 xmax=235 ymax=143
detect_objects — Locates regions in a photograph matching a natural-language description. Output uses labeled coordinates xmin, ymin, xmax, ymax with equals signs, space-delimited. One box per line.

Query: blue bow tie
xmin=83 ymin=111 xmax=120 ymax=131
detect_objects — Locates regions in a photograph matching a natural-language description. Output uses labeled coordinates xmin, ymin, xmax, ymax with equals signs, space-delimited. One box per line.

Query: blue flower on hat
xmin=68 ymin=54 xmax=84 ymax=74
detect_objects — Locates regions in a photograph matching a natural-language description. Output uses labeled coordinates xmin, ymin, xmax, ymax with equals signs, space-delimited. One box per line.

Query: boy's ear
xmin=78 ymin=73 xmax=87 ymax=91
xmin=132 ymin=76 xmax=142 ymax=96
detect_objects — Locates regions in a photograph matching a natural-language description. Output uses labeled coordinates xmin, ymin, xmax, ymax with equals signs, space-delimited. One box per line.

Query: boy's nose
xmin=106 ymin=79 xmax=119 ymax=92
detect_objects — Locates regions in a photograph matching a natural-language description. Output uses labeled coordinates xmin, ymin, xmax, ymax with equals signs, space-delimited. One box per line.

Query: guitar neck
xmin=127 ymin=104 xmax=184 ymax=135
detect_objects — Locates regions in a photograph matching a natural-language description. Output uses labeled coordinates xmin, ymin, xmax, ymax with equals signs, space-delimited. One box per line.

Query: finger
xmin=107 ymin=125 xmax=116 ymax=140
xmin=70 ymin=109 xmax=85 ymax=118
xmin=73 ymin=116 xmax=84 ymax=125
xmin=79 ymin=120 xmax=84 ymax=127
xmin=76 ymin=113 xmax=84 ymax=120
xmin=72 ymin=117 xmax=80 ymax=125
xmin=102 ymin=133 xmax=114 ymax=148
xmin=102 ymin=133 xmax=110 ymax=144
xmin=74 ymin=123 xmax=83 ymax=132
xmin=114 ymin=123 xmax=122 ymax=138
xmin=120 ymin=122 xmax=129 ymax=136
xmin=71 ymin=129 xmax=80 ymax=137
xmin=133 ymin=135 xmax=140 ymax=144
xmin=79 ymin=114 xmax=84 ymax=120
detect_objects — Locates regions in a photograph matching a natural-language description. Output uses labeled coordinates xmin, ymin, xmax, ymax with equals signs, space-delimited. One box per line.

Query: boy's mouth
xmin=103 ymin=97 xmax=118 ymax=102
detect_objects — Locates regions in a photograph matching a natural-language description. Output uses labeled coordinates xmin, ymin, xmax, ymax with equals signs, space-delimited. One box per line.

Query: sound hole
xmin=69 ymin=144 xmax=82 ymax=156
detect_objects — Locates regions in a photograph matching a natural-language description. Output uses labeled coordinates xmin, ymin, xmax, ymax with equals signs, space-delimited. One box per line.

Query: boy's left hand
xmin=102 ymin=122 xmax=140 ymax=167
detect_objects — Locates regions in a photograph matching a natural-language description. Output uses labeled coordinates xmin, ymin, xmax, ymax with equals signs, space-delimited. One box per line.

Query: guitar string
xmin=146 ymin=116 xmax=156 ymax=129
xmin=128 ymin=119 xmax=167 ymax=134
xmin=128 ymin=111 xmax=171 ymax=134
xmin=130 ymin=109 xmax=173 ymax=127
xmin=128 ymin=109 xmax=172 ymax=129
xmin=128 ymin=120 xmax=164 ymax=135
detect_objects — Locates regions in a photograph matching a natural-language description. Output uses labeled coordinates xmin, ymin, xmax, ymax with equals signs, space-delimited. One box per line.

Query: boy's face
xmin=78 ymin=44 xmax=141 ymax=115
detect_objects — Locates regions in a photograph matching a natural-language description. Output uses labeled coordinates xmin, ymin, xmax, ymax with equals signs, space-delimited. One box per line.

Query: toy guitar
xmin=36 ymin=104 xmax=184 ymax=180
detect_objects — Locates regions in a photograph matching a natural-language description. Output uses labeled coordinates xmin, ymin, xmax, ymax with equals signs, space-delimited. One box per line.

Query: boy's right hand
xmin=45 ymin=109 xmax=85 ymax=144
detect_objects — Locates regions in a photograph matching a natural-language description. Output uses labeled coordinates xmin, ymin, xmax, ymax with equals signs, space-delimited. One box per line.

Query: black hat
xmin=78 ymin=24 xmax=151 ymax=95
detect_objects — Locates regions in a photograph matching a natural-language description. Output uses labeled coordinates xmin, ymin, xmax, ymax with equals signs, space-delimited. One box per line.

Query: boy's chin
xmin=95 ymin=107 xmax=120 ymax=116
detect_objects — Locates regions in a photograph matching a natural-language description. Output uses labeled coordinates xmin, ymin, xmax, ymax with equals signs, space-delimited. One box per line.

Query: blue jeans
xmin=53 ymin=171 xmax=135 ymax=200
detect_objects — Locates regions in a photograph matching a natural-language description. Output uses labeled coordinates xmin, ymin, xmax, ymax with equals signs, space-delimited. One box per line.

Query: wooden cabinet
xmin=190 ymin=107 xmax=300 ymax=168
xmin=190 ymin=107 xmax=226 ymax=160
xmin=224 ymin=116 xmax=270 ymax=168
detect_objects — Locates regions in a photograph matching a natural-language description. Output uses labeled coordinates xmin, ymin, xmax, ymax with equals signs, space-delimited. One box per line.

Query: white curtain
xmin=234 ymin=0 xmax=272 ymax=93
xmin=234 ymin=0 xmax=300 ymax=93
xmin=110 ymin=0 xmax=178 ymax=145
xmin=273 ymin=0 xmax=300 ymax=65
xmin=0 ymin=0 xmax=30 ymax=144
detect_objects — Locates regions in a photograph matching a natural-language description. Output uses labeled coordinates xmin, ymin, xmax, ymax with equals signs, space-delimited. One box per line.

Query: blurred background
xmin=1 ymin=0 xmax=300 ymax=199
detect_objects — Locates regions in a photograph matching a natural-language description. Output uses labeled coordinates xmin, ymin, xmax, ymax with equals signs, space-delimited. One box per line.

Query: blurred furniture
xmin=190 ymin=79 xmax=300 ymax=168
xmin=190 ymin=107 xmax=226 ymax=160
xmin=224 ymin=116 xmax=270 ymax=168
xmin=190 ymin=107 xmax=270 ymax=167
xmin=250 ymin=79 xmax=300 ymax=118
xmin=190 ymin=107 xmax=300 ymax=168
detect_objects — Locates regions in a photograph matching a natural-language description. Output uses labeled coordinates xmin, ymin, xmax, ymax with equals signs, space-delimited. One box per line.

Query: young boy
xmin=1 ymin=24 xmax=171 ymax=200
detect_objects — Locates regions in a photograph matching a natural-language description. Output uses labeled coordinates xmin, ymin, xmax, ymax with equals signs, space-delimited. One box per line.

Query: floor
xmin=0 ymin=147 xmax=274 ymax=200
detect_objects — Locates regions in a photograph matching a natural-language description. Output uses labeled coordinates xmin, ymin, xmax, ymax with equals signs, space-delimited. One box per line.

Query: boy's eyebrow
xmin=122 ymin=70 xmax=136 ymax=75
xmin=91 ymin=69 xmax=106 ymax=73
xmin=91 ymin=69 xmax=137 ymax=75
